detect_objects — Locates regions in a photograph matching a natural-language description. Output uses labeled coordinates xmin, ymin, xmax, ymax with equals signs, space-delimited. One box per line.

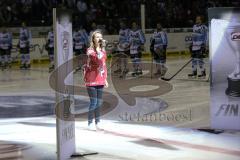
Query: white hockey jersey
xmin=73 ymin=29 xmax=88 ymax=50
xmin=192 ymin=24 xmax=208 ymax=51
xmin=0 ymin=32 xmax=12 ymax=50
xmin=19 ymin=27 xmax=32 ymax=48
xmin=129 ymin=29 xmax=145 ymax=54
xmin=150 ymin=30 xmax=168 ymax=51
xmin=118 ymin=28 xmax=130 ymax=51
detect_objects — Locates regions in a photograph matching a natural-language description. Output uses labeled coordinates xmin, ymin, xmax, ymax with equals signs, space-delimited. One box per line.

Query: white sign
xmin=53 ymin=8 xmax=76 ymax=160
xmin=209 ymin=8 xmax=240 ymax=130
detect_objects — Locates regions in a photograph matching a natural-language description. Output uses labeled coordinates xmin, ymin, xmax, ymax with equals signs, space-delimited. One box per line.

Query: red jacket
xmin=84 ymin=48 xmax=107 ymax=86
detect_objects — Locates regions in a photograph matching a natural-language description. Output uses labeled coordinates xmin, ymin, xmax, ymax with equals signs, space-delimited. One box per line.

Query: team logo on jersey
xmin=231 ymin=32 xmax=240 ymax=41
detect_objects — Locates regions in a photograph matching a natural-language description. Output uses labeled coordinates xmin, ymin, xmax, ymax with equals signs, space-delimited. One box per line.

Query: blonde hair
xmin=89 ymin=30 xmax=103 ymax=50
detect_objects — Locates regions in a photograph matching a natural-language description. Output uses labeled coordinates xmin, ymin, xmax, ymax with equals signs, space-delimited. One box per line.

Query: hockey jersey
xmin=73 ymin=29 xmax=88 ymax=50
xmin=191 ymin=24 xmax=208 ymax=51
xmin=0 ymin=32 xmax=12 ymax=50
xmin=19 ymin=27 xmax=32 ymax=48
xmin=47 ymin=31 xmax=54 ymax=48
xmin=150 ymin=30 xmax=168 ymax=51
xmin=118 ymin=28 xmax=130 ymax=51
xmin=129 ymin=29 xmax=145 ymax=54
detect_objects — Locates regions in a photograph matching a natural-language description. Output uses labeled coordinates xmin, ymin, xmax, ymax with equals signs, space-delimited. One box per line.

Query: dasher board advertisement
xmin=209 ymin=8 xmax=240 ymax=130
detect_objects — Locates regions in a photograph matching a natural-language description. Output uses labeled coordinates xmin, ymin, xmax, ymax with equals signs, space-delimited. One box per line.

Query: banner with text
xmin=209 ymin=7 xmax=240 ymax=130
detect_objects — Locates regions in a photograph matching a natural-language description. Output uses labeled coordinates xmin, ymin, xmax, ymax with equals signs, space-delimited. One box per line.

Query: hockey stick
xmin=107 ymin=54 xmax=122 ymax=71
xmin=206 ymin=73 xmax=210 ymax=82
xmin=150 ymin=55 xmax=153 ymax=79
xmin=108 ymin=52 xmax=129 ymax=70
xmin=161 ymin=58 xmax=192 ymax=81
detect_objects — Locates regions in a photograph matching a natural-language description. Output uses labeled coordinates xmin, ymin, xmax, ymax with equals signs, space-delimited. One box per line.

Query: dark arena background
xmin=0 ymin=1 xmax=240 ymax=160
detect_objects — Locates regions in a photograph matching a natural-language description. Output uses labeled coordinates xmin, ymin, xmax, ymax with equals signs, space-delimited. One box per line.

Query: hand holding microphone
xmin=99 ymin=38 xmax=108 ymax=47
xmin=99 ymin=38 xmax=107 ymax=43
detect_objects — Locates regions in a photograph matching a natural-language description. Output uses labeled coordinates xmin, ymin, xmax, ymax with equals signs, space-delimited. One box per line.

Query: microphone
xmin=99 ymin=39 xmax=108 ymax=44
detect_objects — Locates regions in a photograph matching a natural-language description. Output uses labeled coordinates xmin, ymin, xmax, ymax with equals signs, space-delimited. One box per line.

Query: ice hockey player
xmin=0 ymin=25 xmax=12 ymax=70
xmin=150 ymin=22 xmax=168 ymax=77
xmin=45 ymin=28 xmax=54 ymax=72
xmin=114 ymin=20 xmax=130 ymax=78
xmin=73 ymin=25 xmax=88 ymax=72
xmin=129 ymin=21 xmax=146 ymax=76
xmin=188 ymin=15 xmax=208 ymax=78
xmin=18 ymin=22 xmax=32 ymax=69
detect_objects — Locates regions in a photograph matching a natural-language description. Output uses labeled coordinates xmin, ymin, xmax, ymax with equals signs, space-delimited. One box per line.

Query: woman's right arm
xmin=87 ymin=48 xmax=107 ymax=68
xmin=87 ymin=48 xmax=100 ymax=68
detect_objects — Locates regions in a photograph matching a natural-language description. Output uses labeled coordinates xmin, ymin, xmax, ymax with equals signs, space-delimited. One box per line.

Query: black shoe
xmin=20 ymin=64 xmax=25 ymax=69
xmin=73 ymin=66 xmax=81 ymax=72
xmin=7 ymin=62 xmax=12 ymax=69
xmin=154 ymin=72 xmax=161 ymax=76
xmin=123 ymin=68 xmax=129 ymax=74
xmin=26 ymin=64 xmax=31 ymax=69
xmin=154 ymin=69 xmax=161 ymax=76
xmin=161 ymin=67 xmax=168 ymax=77
xmin=1 ymin=65 xmax=5 ymax=71
xmin=114 ymin=68 xmax=122 ymax=74
xmin=119 ymin=69 xmax=129 ymax=78
xmin=132 ymin=71 xmax=137 ymax=77
xmin=49 ymin=65 xmax=54 ymax=73
xmin=1 ymin=63 xmax=6 ymax=70
xmin=198 ymin=70 xmax=206 ymax=78
xmin=136 ymin=69 xmax=143 ymax=75
xmin=188 ymin=71 xmax=197 ymax=78
xmin=76 ymin=66 xmax=81 ymax=71
xmin=73 ymin=69 xmax=78 ymax=74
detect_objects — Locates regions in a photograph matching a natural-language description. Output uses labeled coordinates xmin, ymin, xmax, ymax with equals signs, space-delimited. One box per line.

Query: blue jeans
xmin=87 ymin=85 xmax=104 ymax=125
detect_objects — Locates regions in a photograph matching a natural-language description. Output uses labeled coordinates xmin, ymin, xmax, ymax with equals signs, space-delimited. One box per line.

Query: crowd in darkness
xmin=0 ymin=0 xmax=239 ymax=34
